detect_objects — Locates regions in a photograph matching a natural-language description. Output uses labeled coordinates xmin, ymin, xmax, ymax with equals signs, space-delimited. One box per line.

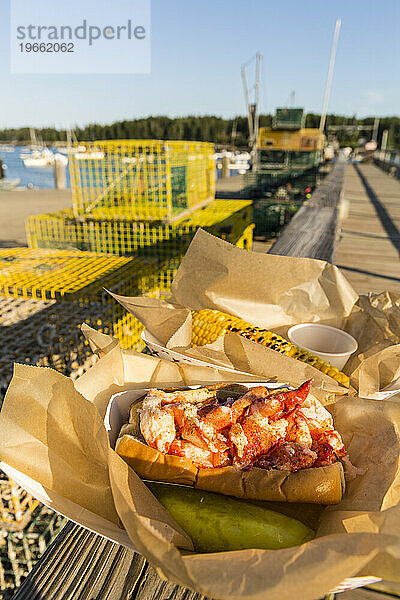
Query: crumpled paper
xmin=110 ymin=229 xmax=400 ymax=400
xmin=1 ymin=229 xmax=400 ymax=599
xmin=1 ymin=337 xmax=400 ymax=600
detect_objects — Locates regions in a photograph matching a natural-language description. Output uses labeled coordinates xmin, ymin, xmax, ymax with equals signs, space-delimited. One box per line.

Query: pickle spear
xmin=146 ymin=482 xmax=315 ymax=553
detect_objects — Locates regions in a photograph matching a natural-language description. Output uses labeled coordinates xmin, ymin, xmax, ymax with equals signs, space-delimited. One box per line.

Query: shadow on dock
xmin=353 ymin=163 xmax=400 ymax=257
xmin=336 ymin=264 xmax=400 ymax=284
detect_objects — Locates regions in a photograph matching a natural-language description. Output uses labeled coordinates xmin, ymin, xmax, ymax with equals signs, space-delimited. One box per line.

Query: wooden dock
xmin=335 ymin=163 xmax=400 ymax=295
xmin=215 ymin=173 xmax=246 ymax=198
xmin=0 ymin=189 xmax=72 ymax=248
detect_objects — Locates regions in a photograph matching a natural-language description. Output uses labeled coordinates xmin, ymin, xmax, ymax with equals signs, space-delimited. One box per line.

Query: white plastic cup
xmin=287 ymin=323 xmax=358 ymax=370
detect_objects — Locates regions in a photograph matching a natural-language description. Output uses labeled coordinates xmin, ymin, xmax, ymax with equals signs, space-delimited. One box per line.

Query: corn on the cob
xmin=191 ymin=309 xmax=349 ymax=387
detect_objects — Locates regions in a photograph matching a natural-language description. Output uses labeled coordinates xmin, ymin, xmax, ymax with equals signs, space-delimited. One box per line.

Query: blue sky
xmin=0 ymin=0 xmax=399 ymax=128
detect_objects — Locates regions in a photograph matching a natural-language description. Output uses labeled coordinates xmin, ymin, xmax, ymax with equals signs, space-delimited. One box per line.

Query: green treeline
xmin=1 ymin=114 xmax=399 ymax=148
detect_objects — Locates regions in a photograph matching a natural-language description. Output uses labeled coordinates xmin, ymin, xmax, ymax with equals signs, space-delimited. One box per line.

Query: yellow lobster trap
xmin=0 ymin=247 xmax=160 ymax=352
xmin=69 ymin=140 xmax=215 ymax=221
xmin=0 ymin=474 xmax=40 ymax=531
xmin=0 ymin=218 xmax=254 ymax=395
xmin=26 ymin=200 xmax=253 ymax=259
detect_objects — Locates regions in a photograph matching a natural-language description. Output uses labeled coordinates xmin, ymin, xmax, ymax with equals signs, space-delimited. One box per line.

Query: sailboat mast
xmin=241 ymin=53 xmax=262 ymax=149
xmin=241 ymin=65 xmax=254 ymax=143
xmin=253 ymin=52 xmax=262 ymax=148
xmin=29 ymin=127 xmax=38 ymax=147
xmin=319 ymin=19 xmax=341 ymax=135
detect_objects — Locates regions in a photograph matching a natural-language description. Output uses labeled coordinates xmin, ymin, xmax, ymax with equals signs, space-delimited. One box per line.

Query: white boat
xmin=57 ymin=144 xmax=86 ymax=155
xmin=214 ymin=152 xmax=232 ymax=160
xmin=20 ymin=150 xmax=33 ymax=159
xmin=21 ymin=128 xmax=67 ymax=168
xmin=0 ymin=178 xmax=20 ymax=191
xmin=0 ymin=145 xmax=14 ymax=153
xmin=74 ymin=151 xmax=105 ymax=160
xmin=215 ymin=150 xmax=250 ymax=174
xmin=23 ymin=147 xmax=55 ymax=168
xmin=232 ymin=152 xmax=251 ymax=173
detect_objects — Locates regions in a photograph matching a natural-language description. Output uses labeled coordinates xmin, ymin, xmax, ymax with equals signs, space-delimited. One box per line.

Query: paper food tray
xmin=2 ymin=380 xmax=381 ymax=594
xmin=141 ymin=329 xmax=250 ymax=374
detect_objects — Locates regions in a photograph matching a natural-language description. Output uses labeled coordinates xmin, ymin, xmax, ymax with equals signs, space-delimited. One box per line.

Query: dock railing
xmin=373 ymin=149 xmax=400 ymax=180
xmin=268 ymin=157 xmax=346 ymax=262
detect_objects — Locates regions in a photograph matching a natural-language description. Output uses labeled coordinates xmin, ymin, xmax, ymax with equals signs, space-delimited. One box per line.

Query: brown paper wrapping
xmin=1 ymin=342 xmax=400 ymax=600
xmin=170 ymin=229 xmax=358 ymax=326
xmin=189 ymin=332 xmax=350 ymax=403
xmin=110 ymin=230 xmax=400 ymax=399
xmin=110 ymin=229 xmax=357 ymax=339
xmin=1 ymin=231 xmax=400 ymax=599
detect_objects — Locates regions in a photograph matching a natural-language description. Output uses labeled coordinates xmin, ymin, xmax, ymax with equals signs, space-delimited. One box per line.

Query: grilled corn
xmin=191 ymin=309 xmax=349 ymax=387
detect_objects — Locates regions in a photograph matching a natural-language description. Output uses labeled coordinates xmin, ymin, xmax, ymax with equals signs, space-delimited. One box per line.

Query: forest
xmin=1 ymin=114 xmax=399 ymax=149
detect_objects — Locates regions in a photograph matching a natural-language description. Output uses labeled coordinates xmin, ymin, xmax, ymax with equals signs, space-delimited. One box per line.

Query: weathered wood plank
xmin=12 ymin=522 xmax=211 ymax=600
xmin=335 ymin=163 xmax=400 ymax=294
xmin=268 ymin=160 xmax=346 ymax=261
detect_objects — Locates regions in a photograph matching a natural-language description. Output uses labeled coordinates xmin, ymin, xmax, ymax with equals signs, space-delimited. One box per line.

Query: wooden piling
xmin=54 ymin=156 xmax=67 ymax=190
xmin=221 ymin=155 xmax=230 ymax=179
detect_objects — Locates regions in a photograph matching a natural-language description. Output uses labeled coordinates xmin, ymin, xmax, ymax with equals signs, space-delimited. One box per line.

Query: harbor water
xmin=0 ymin=146 xmax=248 ymax=188
xmin=0 ymin=146 xmax=71 ymax=189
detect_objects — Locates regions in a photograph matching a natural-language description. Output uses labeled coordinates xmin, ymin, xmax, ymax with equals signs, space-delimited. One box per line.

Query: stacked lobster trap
xmin=1 ymin=141 xmax=255 ymax=398
xmin=69 ymin=140 xmax=215 ymax=221
xmin=0 ymin=141 xmax=255 ymax=594
xmin=26 ymin=199 xmax=253 ymax=257
xmin=0 ymin=248 xmax=162 ymax=402
xmin=2 ymin=137 xmax=254 ymax=400
xmin=25 ymin=139 xmax=252 ymax=302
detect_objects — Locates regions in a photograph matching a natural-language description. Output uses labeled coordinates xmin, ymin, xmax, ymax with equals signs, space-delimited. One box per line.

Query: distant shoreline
xmin=1 ymin=112 xmax=398 ymax=149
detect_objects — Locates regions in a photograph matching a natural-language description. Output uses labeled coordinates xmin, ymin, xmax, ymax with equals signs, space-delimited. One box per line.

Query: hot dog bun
xmin=115 ymin=436 xmax=345 ymax=505
xmin=115 ymin=384 xmax=345 ymax=505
